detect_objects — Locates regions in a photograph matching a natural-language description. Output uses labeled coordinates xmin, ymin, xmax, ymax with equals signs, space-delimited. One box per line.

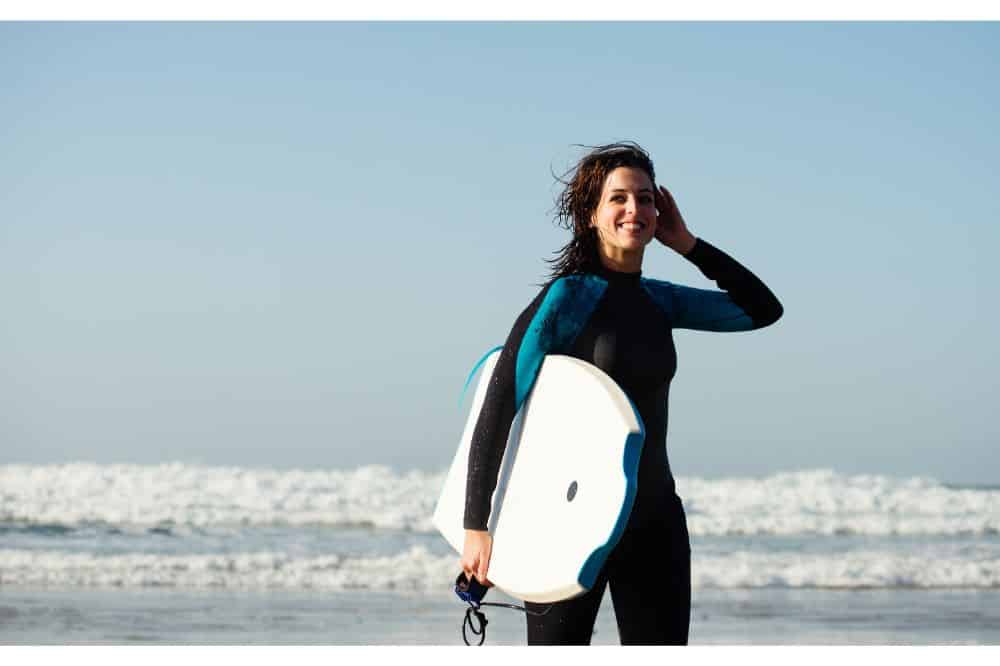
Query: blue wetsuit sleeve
xmin=464 ymin=283 xmax=553 ymax=531
xmin=666 ymin=238 xmax=783 ymax=331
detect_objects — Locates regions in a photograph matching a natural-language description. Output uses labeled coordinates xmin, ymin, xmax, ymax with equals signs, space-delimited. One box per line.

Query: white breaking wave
xmin=0 ymin=463 xmax=444 ymax=532
xmin=1 ymin=547 xmax=997 ymax=590
xmin=1 ymin=464 xmax=998 ymax=536
xmin=693 ymin=549 xmax=1000 ymax=589
xmin=0 ymin=546 xmax=456 ymax=590
xmin=678 ymin=469 xmax=1000 ymax=537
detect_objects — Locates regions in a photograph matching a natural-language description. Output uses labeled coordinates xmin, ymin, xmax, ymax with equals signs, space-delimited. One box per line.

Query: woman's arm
xmin=464 ymin=284 xmax=554 ymax=530
xmin=461 ymin=283 xmax=556 ymax=584
xmin=652 ymin=184 xmax=783 ymax=331
xmin=674 ymin=238 xmax=784 ymax=330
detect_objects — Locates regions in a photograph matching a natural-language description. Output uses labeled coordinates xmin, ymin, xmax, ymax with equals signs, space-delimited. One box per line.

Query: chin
xmin=622 ymin=237 xmax=651 ymax=250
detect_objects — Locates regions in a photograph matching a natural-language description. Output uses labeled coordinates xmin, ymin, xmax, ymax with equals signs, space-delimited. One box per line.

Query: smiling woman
xmin=460 ymin=141 xmax=784 ymax=645
xmin=590 ymin=166 xmax=660 ymax=266
xmin=547 ymin=142 xmax=699 ymax=278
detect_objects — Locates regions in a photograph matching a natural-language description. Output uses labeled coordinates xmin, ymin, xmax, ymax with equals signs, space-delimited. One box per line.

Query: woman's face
xmin=590 ymin=166 xmax=658 ymax=260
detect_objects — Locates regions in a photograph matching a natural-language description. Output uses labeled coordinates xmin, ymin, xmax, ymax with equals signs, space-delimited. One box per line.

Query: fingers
xmin=461 ymin=554 xmax=476 ymax=581
xmin=654 ymin=184 xmax=666 ymax=207
xmin=476 ymin=542 xmax=491 ymax=585
xmin=656 ymin=184 xmax=684 ymax=230
xmin=477 ymin=563 xmax=489 ymax=586
xmin=458 ymin=557 xmax=491 ymax=586
xmin=657 ymin=184 xmax=676 ymax=208
xmin=654 ymin=185 xmax=672 ymax=219
xmin=477 ymin=569 xmax=493 ymax=588
xmin=462 ymin=530 xmax=494 ymax=587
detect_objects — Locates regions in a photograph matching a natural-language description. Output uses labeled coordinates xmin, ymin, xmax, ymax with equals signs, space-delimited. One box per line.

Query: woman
xmin=461 ymin=142 xmax=783 ymax=645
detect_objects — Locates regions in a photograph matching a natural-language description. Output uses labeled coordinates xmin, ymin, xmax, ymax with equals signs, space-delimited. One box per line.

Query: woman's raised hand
xmin=461 ymin=529 xmax=494 ymax=587
xmin=654 ymin=185 xmax=697 ymax=255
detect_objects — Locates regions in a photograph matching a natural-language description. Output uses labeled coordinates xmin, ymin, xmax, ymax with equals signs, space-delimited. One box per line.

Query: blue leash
xmin=455 ymin=573 xmax=552 ymax=646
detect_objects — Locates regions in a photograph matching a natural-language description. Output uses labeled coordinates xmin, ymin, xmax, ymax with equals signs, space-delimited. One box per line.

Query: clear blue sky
xmin=2 ymin=22 xmax=997 ymax=483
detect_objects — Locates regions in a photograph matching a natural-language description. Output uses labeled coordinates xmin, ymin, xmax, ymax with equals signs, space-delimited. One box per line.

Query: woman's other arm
xmin=652 ymin=184 xmax=783 ymax=331
xmin=674 ymin=238 xmax=784 ymax=330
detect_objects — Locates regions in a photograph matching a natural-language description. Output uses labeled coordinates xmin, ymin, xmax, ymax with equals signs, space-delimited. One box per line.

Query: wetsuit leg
xmin=524 ymin=496 xmax=691 ymax=645
xmin=524 ymin=566 xmax=609 ymax=645
xmin=606 ymin=497 xmax=691 ymax=645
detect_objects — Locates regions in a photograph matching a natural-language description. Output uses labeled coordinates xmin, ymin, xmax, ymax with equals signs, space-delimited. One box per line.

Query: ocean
xmin=1 ymin=464 xmax=998 ymax=645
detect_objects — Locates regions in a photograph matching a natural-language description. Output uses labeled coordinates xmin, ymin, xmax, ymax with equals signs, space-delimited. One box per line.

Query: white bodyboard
xmin=433 ymin=352 xmax=644 ymax=603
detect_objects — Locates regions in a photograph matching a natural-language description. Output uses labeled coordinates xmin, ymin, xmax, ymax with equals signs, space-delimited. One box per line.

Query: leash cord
xmin=460 ymin=601 xmax=553 ymax=646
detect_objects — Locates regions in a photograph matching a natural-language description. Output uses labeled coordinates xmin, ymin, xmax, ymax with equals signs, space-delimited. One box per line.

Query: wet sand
xmin=2 ymin=586 xmax=998 ymax=645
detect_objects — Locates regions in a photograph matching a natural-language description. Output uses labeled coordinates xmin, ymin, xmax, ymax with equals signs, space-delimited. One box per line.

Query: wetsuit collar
xmin=594 ymin=263 xmax=642 ymax=286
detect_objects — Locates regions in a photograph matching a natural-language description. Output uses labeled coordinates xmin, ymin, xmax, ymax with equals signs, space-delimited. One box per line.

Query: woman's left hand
xmin=654 ymin=185 xmax=697 ymax=255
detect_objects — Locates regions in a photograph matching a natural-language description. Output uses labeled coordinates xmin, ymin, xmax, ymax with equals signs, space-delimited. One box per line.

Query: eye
xmin=639 ymin=195 xmax=653 ymax=205
xmin=610 ymin=194 xmax=626 ymax=203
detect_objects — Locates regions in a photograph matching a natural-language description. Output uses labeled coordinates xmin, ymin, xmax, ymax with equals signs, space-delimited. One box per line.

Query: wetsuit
xmin=464 ymin=238 xmax=782 ymax=645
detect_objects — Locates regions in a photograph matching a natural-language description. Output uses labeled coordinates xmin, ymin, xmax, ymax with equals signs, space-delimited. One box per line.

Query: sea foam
xmin=1 ymin=464 xmax=997 ymax=537
xmin=0 ymin=463 xmax=443 ymax=532
xmin=1 ymin=546 xmax=996 ymax=590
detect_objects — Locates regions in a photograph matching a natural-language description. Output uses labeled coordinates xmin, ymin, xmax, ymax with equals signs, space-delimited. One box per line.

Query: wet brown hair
xmin=545 ymin=141 xmax=656 ymax=280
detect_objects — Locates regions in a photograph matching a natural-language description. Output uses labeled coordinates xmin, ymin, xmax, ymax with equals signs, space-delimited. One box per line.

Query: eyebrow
xmin=610 ymin=188 xmax=654 ymax=193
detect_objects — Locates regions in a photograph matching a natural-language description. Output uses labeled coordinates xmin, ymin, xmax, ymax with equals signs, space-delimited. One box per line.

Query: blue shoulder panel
xmin=641 ymin=278 xmax=755 ymax=332
xmin=514 ymin=275 xmax=607 ymax=409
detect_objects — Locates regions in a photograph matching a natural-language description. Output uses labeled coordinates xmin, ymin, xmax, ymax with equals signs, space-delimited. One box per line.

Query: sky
xmin=1 ymin=22 xmax=997 ymax=483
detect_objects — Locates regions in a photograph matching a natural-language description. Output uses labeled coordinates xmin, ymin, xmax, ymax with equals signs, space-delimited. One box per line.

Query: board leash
xmin=455 ymin=572 xmax=552 ymax=646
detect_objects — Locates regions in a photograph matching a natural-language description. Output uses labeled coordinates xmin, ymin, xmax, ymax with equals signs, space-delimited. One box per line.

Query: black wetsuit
xmin=464 ymin=238 xmax=782 ymax=645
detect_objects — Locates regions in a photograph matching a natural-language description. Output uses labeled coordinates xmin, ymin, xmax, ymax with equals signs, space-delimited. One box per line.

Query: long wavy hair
xmin=545 ymin=141 xmax=656 ymax=280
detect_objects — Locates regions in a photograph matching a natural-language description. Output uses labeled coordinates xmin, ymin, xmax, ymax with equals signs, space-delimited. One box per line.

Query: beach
xmin=1 ymin=464 xmax=998 ymax=645
xmin=2 ymin=587 xmax=998 ymax=645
